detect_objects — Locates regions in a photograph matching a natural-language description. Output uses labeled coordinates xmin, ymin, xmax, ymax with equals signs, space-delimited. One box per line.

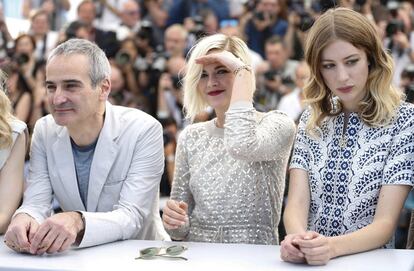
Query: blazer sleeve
xmin=14 ymin=118 xmax=54 ymax=223
xmin=78 ymin=119 xmax=165 ymax=248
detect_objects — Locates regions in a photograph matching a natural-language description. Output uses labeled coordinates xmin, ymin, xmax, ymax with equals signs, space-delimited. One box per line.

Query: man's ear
xmin=99 ymin=78 xmax=111 ymax=100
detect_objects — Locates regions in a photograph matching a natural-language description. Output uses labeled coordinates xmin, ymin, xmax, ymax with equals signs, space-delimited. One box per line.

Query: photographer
xmin=255 ymin=36 xmax=298 ymax=112
xmin=29 ymin=10 xmax=58 ymax=62
xmin=159 ymin=117 xmax=178 ymax=197
xmin=383 ymin=1 xmax=414 ymax=86
xmin=116 ymin=0 xmax=141 ymax=41
xmin=7 ymin=34 xmax=48 ymax=133
xmin=283 ymin=2 xmax=314 ymax=60
xmin=164 ymin=24 xmax=188 ymax=58
xmin=115 ymin=37 xmax=141 ymax=98
xmin=108 ymin=63 xmax=133 ymax=106
xmin=166 ymin=0 xmax=230 ymax=27
xmin=396 ymin=65 xmax=414 ymax=248
xmin=244 ymin=0 xmax=288 ymax=57
xmin=0 ymin=6 xmax=12 ymax=62
xmin=156 ymin=56 xmax=186 ymax=129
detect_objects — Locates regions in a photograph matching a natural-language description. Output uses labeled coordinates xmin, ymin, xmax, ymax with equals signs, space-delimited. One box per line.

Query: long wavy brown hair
xmin=304 ymin=8 xmax=402 ymax=134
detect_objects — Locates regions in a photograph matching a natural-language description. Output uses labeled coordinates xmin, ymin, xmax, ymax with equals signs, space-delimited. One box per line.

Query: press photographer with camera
xmin=164 ymin=24 xmax=188 ymax=58
xmin=383 ymin=0 xmax=414 ymax=86
xmin=255 ymin=36 xmax=298 ymax=112
xmin=115 ymin=37 xmax=142 ymax=97
xmin=244 ymin=0 xmax=288 ymax=57
xmin=283 ymin=1 xmax=314 ymax=60
xmin=0 ymin=6 xmax=12 ymax=62
xmin=156 ymin=56 xmax=186 ymax=129
xmin=6 ymin=34 xmax=46 ymax=127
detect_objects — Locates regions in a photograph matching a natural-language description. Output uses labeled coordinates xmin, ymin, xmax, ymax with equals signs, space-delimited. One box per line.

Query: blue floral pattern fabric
xmin=290 ymin=102 xmax=414 ymax=247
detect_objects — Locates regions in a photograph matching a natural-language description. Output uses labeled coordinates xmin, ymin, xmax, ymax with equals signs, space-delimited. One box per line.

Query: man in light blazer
xmin=4 ymin=38 xmax=169 ymax=255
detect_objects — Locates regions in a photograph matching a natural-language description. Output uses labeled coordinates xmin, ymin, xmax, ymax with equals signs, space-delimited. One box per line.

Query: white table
xmin=0 ymin=237 xmax=413 ymax=271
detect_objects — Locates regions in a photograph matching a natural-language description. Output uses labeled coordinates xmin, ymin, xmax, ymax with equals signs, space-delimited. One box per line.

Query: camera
xmin=355 ymin=0 xmax=367 ymax=6
xmin=192 ymin=15 xmax=204 ymax=32
xmin=291 ymin=3 xmax=314 ymax=32
xmin=171 ymin=75 xmax=181 ymax=90
xmin=402 ymin=64 xmax=414 ymax=103
xmin=264 ymin=70 xmax=280 ymax=81
xmin=115 ymin=50 xmax=131 ymax=66
xmin=264 ymin=70 xmax=294 ymax=85
xmin=254 ymin=11 xmax=275 ymax=22
xmin=254 ymin=11 xmax=265 ymax=21
xmin=136 ymin=20 xmax=153 ymax=42
xmin=189 ymin=15 xmax=206 ymax=39
xmin=319 ymin=0 xmax=337 ymax=12
xmin=405 ymin=84 xmax=414 ymax=103
xmin=299 ymin=13 xmax=314 ymax=32
xmin=13 ymin=53 xmax=29 ymax=65
xmin=163 ymin=131 xmax=174 ymax=146
xmin=151 ymin=51 xmax=169 ymax=72
xmin=386 ymin=19 xmax=405 ymax=37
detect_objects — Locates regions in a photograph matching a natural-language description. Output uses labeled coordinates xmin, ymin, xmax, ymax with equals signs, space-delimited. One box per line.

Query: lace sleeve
xmin=224 ymin=101 xmax=296 ymax=162
xmin=167 ymin=128 xmax=195 ymax=240
xmin=290 ymin=110 xmax=311 ymax=171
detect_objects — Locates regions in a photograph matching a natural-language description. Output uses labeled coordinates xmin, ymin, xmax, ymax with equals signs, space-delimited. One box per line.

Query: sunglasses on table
xmin=135 ymin=245 xmax=188 ymax=260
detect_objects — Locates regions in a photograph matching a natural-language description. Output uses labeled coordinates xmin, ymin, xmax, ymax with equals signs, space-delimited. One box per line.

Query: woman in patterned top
xmin=162 ymin=34 xmax=296 ymax=244
xmin=281 ymin=8 xmax=414 ymax=265
xmin=0 ymin=71 xmax=27 ymax=234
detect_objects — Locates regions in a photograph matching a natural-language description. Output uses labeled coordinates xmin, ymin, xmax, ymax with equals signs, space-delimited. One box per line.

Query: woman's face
xmin=31 ymin=14 xmax=49 ymax=34
xmin=320 ymin=39 xmax=369 ymax=112
xmin=197 ymin=50 xmax=235 ymax=113
xmin=15 ymin=36 xmax=34 ymax=54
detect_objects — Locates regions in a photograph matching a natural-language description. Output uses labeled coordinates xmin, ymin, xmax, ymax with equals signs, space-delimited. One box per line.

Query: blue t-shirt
xmin=71 ymin=138 xmax=98 ymax=208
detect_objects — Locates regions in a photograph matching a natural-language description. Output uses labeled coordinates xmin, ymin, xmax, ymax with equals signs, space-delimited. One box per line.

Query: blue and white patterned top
xmin=290 ymin=102 xmax=414 ymax=247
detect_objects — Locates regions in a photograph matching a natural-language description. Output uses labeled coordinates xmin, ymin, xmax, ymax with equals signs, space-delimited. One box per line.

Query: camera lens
xmin=386 ymin=20 xmax=404 ymax=37
xmin=15 ymin=53 xmax=29 ymax=65
xmin=115 ymin=51 xmax=131 ymax=65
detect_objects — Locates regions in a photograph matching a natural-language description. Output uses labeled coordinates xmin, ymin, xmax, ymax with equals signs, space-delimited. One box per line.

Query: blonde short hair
xmin=183 ymin=34 xmax=254 ymax=120
xmin=0 ymin=71 xmax=14 ymax=148
xmin=304 ymin=8 xmax=402 ymax=132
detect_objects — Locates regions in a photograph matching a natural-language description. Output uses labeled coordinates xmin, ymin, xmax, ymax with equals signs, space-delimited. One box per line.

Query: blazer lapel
xmin=52 ymin=126 xmax=85 ymax=211
xmin=87 ymin=103 xmax=121 ymax=212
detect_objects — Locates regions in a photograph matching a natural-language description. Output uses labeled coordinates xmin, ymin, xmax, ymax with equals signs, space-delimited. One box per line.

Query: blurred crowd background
xmin=0 ymin=0 xmax=413 ymax=248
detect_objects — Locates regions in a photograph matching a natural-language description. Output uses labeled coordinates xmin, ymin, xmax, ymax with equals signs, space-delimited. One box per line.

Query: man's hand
xmin=29 ymin=212 xmax=84 ymax=255
xmin=4 ymin=213 xmax=39 ymax=253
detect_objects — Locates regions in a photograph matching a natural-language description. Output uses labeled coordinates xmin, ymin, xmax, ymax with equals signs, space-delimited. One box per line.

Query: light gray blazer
xmin=16 ymin=102 xmax=169 ymax=247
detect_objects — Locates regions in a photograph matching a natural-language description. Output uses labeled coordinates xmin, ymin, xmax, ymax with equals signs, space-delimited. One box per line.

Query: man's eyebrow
xmin=45 ymin=79 xmax=83 ymax=85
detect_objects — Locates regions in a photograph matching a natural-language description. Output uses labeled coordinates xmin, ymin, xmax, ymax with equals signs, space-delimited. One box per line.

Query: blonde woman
xmin=0 ymin=72 xmax=27 ymax=234
xmin=281 ymin=8 xmax=414 ymax=265
xmin=162 ymin=34 xmax=296 ymax=244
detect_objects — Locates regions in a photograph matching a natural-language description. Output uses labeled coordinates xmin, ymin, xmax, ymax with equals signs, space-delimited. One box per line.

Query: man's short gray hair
xmin=48 ymin=38 xmax=111 ymax=88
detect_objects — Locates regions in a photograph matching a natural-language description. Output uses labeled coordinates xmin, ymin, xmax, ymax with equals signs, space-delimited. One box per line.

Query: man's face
xmin=265 ymin=42 xmax=286 ymax=69
xmin=77 ymin=2 xmax=96 ymax=26
xmin=121 ymin=2 xmax=140 ymax=28
xmin=31 ymin=14 xmax=49 ymax=34
xmin=257 ymin=0 xmax=279 ymax=14
xmin=164 ymin=28 xmax=186 ymax=57
xmin=45 ymin=54 xmax=108 ymax=129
